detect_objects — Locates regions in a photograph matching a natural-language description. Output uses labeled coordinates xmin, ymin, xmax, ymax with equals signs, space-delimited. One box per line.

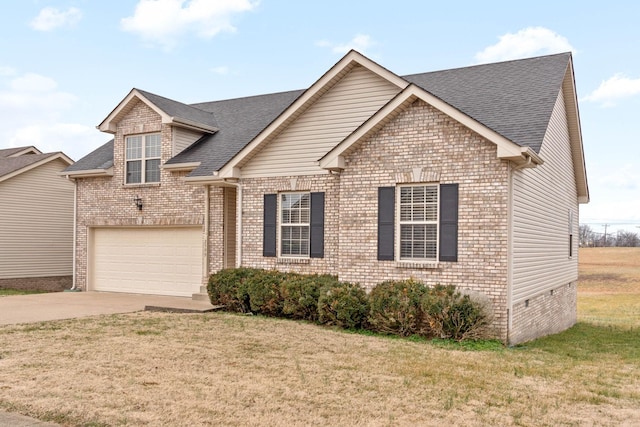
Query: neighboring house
xmin=63 ymin=51 xmax=588 ymax=344
xmin=0 ymin=146 xmax=74 ymax=291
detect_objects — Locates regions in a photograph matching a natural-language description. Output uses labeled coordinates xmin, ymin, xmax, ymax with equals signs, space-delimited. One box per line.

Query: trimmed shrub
xmin=281 ymin=274 xmax=339 ymax=321
xmin=367 ymin=279 xmax=427 ymax=336
xmin=207 ymin=267 xmax=257 ymax=313
xmin=317 ymin=282 xmax=369 ymax=329
xmin=420 ymin=284 xmax=492 ymax=341
xmin=246 ymin=269 xmax=286 ymax=316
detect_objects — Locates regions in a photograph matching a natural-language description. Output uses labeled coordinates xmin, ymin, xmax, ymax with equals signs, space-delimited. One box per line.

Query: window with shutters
xmin=398 ymin=184 xmax=439 ymax=260
xmin=125 ymin=134 xmax=161 ymax=184
xmin=280 ymin=192 xmax=310 ymax=257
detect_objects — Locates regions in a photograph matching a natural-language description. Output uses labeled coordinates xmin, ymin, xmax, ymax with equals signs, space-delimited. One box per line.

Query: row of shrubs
xmin=207 ymin=268 xmax=493 ymax=341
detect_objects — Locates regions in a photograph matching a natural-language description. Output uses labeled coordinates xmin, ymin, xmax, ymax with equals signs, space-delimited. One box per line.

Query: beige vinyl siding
xmin=173 ymin=127 xmax=204 ymax=156
xmin=0 ymin=159 xmax=74 ymax=278
xmin=511 ymin=89 xmax=579 ymax=303
xmin=241 ymin=65 xmax=401 ymax=177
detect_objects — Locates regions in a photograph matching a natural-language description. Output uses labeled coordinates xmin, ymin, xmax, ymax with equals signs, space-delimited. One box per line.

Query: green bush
xmin=420 ymin=285 xmax=491 ymax=341
xmin=281 ymin=274 xmax=339 ymax=321
xmin=246 ymin=269 xmax=286 ymax=316
xmin=317 ymin=282 xmax=369 ymax=329
xmin=368 ymin=279 xmax=427 ymax=336
xmin=207 ymin=267 xmax=257 ymax=313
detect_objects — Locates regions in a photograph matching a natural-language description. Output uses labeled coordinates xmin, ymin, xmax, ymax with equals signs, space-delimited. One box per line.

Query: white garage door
xmin=92 ymin=227 xmax=203 ymax=297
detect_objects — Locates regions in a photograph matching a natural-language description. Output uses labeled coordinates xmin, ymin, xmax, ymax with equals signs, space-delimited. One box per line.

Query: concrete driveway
xmin=0 ymin=291 xmax=217 ymax=325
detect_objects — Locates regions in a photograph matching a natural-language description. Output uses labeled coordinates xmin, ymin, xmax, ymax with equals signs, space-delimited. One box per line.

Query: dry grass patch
xmin=0 ymin=248 xmax=638 ymax=426
xmin=1 ymin=311 xmax=639 ymax=426
xmin=579 ymin=248 xmax=640 ymax=328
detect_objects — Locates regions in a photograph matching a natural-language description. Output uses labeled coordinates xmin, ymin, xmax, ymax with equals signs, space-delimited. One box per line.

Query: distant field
xmin=0 ymin=248 xmax=638 ymax=426
xmin=578 ymin=247 xmax=640 ymax=328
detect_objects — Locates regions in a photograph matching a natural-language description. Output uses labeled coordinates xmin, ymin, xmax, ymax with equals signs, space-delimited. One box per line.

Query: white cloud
xmin=316 ymin=34 xmax=374 ymax=55
xmin=121 ymin=0 xmax=258 ymax=50
xmin=474 ymin=27 xmax=574 ymax=63
xmin=0 ymin=70 xmax=104 ymax=160
xmin=582 ymin=74 xmax=640 ymax=107
xmin=30 ymin=7 xmax=82 ymax=31
xmin=210 ymin=66 xmax=229 ymax=75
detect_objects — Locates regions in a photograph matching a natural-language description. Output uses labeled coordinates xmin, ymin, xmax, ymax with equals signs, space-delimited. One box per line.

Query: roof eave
xmin=60 ymin=167 xmax=114 ymax=179
xmin=161 ymin=161 xmax=201 ymax=172
xmin=319 ymin=84 xmax=542 ymax=171
xmin=562 ymin=57 xmax=590 ymax=204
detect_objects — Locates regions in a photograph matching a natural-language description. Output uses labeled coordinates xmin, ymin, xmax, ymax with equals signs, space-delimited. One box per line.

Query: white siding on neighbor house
xmin=0 ymin=159 xmax=74 ymax=278
xmin=511 ymin=89 xmax=579 ymax=303
xmin=173 ymin=127 xmax=204 ymax=156
xmin=241 ymin=65 xmax=401 ymax=177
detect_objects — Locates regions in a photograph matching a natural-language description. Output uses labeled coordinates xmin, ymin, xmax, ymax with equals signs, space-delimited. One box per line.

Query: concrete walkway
xmin=0 ymin=411 xmax=61 ymax=426
xmin=0 ymin=291 xmax=218 ymax=425
xmin=0 ymin=291 xmax=217 ymax=325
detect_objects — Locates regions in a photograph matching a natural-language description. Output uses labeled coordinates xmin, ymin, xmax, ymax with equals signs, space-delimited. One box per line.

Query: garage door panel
xmin=92 ymin=227 xmax=203 ymax=297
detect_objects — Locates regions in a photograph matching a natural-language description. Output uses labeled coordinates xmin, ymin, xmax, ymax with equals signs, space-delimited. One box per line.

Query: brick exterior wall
xmin=509 ymin=281 xmax=577 ymax=345
xmin=241 ymin=100 xmax=511 ymax=340
xmin=0 ymin=276 xmax=72 ymax=292
xmin=240 ymin=174 xmax=340 ymax=275
xmin=74 ymin=101 xmax=209 ymax=291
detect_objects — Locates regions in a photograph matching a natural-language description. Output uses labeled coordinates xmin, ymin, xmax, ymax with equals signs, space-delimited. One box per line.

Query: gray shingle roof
xmin=403 ymin=53 xmax=570 ymax=153
xmin=63 ymin=139 xmax=114 ymax=172
xmin=70 ymin=53 xmax=570 ymax=176
xmin=0 ymin=152 xmax=59 ymax=178
xmin=0 ymin=146 xmax=32 ymax=158
xmin=136 ymin=89 xmax=218 ymax=130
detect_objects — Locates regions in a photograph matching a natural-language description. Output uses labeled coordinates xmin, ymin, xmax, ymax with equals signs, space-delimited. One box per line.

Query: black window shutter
xmin=439 ymin=183 xmax=458 ymax=262
xmin=377 ymin=187 xmax=395 ymax=261
xmin=263 ymin=194 xmax=277 ymax=257
xmin=310 ymin=192 xmax=325 ymax=258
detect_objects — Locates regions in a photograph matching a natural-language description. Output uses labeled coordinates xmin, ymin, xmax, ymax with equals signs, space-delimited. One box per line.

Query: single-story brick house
xmin=63 ymin=50 xmax=588 ymax=344
xmin=1 ymin=146 xmax=74 ymax=291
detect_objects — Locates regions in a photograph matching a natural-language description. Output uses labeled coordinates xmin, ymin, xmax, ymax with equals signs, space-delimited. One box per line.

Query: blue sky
xmin=1 ymin=1 xmax=639 ymax=234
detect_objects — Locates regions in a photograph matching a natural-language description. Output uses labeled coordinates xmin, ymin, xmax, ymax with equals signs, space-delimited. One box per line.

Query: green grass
xmin=521 ymin=322 xmax=640 ymax=362
xmin=0 ymin=289 xmax=49 ymax=297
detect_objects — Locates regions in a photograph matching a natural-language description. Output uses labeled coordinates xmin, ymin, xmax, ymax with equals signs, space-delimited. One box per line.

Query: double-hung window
xmin=125 ymin=134 xmax=161 ymax=184
xmin=280 ymin=192 xmax=310 ymax=257
xmin=398 ymin=184 xmax=439 ymax=260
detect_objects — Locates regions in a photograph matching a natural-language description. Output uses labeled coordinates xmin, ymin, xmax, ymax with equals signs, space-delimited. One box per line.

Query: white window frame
xmin=125 ymin=133 xmax=161 ymax=184
xmin=279 ymin=192 xmax=310 ymax=258
xmin=397 ymin=183 xmax=439 ymax=261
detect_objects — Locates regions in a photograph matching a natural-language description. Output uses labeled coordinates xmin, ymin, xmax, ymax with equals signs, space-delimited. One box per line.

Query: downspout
xmin=66 ymin=176 xmax=79 ymax=291
xmin=506 ymin=163 xmax=514 ymax=344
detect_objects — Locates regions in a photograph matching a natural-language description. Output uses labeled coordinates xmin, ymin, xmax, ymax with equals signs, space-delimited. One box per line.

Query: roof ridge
xmin=402 ymin=52 xmax=571 ymax=79
xmin=190 ymin=88 xmax=305 ymax=108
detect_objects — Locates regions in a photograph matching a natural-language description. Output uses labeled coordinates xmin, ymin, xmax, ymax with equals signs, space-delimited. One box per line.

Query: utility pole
xmin=603 ymin=224 xmax=609 ymax=247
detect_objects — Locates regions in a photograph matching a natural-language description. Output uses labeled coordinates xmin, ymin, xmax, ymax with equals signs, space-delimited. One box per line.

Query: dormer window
xmin=125 ymin=134 xmax=161 ymax=184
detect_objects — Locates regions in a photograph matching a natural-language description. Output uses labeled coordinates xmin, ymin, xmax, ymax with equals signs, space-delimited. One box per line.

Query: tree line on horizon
xmin=579 ymin=224 xmax=640 ymax=247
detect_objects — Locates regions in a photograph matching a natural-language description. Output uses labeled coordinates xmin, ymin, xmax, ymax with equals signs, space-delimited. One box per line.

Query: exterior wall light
xmin=134 ymin=195 xmax=143 ymax=211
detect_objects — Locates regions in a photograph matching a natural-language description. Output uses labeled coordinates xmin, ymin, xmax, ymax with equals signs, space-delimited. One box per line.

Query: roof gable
xmin=98 ymin=89 xmax=218 ymax=134
xmin=319 ymin=84 xmax=542 ymax=171
xmin=0 ymin=152 xmax=73 ymax=183
xmin=0 ymin=146 xmax=42 ymax=158
xmin=207 ymin=50 xmax=408 ymax=180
